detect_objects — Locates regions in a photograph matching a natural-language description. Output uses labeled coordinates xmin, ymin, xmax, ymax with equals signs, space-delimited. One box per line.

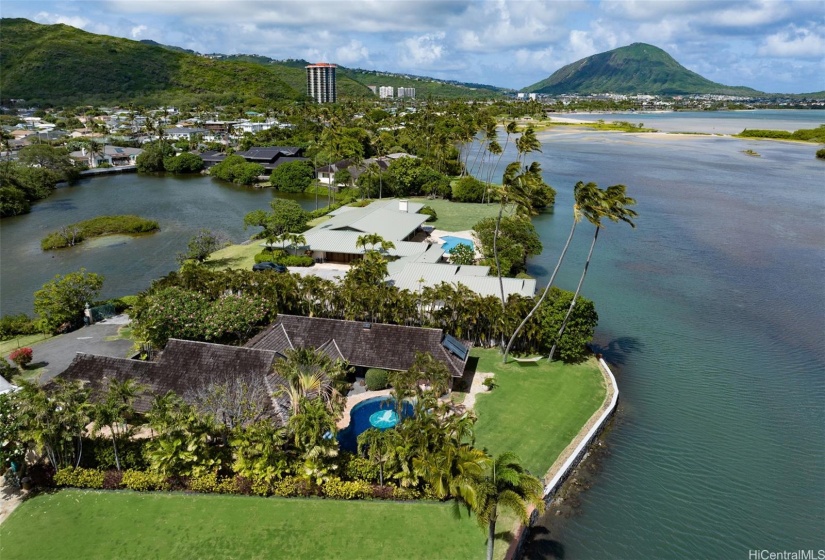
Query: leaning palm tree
xmin=503 ymin=181 xmax=600 ymax=362
xmin=466 ymin=452 xmax=545 ymax=560
xmin=548 ymin=184 xmax=637 ymax=361
xmin=91 ymin=378 xmax=144 ymax=471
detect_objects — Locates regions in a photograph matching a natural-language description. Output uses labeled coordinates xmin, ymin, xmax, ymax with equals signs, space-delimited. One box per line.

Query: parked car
xmin=252 ymin=262 xmax=287 ymax=273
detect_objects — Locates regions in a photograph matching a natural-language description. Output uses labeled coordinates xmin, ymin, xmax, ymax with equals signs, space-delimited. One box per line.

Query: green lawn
xmin=0 ymin=333 xmax=53 ymax=355
xmin=471 ymin=348 xmax=606 ymax=477
xmin=205 ymin=243 xmax=262 ymax=271
xmin=409 ymin=198 xmax=504 ymax=232
xmin=0 ymin=490 xmax=495 ymax=560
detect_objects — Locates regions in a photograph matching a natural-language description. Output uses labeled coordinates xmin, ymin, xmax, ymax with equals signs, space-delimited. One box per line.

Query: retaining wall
xmin=505 ymin=358 xmax=619 ymax=560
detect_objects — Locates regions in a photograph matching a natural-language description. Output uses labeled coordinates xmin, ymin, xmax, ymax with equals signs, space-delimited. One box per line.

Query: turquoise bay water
xmin=512 ymin=116 xmax=825 ymax=558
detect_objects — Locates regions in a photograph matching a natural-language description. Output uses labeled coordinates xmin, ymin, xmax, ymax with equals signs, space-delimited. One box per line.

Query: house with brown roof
xmin=59 ymin=339 xmax=289 ymax=424
xmin=246 ymin=315 xmax=470 ymax=378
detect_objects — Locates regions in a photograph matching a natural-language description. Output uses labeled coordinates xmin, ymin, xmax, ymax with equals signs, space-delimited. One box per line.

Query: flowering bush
xmin=8 ymin=347 xmax=32 ymax=369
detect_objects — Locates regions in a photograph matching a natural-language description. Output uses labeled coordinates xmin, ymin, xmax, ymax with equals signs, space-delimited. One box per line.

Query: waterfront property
xmin=200 ymin=146 xmax=306 ymax=173
xmin=315 ymin=153 xmax=414 ymax=187
xmin=387 ymin=261 xmax=536 ymax=299
xmin=246 ymin=314 xmax=469 ymax=378
xmin=68 ymin=145 xmax=142 ymax=168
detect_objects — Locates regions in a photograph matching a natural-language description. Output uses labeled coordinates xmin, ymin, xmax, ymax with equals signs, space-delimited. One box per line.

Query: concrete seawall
xmin=505 ymin=357 xmax=620 ymax=560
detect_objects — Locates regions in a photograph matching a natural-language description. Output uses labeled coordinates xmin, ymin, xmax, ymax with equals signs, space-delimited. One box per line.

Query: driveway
xmin=17 ymin=315 xmax=135 ymax=384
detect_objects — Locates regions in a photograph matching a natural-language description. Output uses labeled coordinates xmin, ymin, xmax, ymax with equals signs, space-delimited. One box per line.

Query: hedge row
xmin=254 ymin=251 xmax=314 ymax=267
xmin=53 ymin=467 xmax=435 ymax=501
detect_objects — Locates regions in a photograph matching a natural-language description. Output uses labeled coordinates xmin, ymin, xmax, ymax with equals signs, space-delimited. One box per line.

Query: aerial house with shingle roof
xmin=246 ymin=315 xmax=470 ymax=379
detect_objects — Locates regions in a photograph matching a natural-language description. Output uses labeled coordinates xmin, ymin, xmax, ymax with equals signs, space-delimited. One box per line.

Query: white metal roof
xmin=388 ymin=262 xmax=536 ymax=298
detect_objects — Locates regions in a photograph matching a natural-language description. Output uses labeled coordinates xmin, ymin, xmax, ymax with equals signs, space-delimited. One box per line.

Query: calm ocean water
xmin=516 ymin=111 xmax=825 ymax=559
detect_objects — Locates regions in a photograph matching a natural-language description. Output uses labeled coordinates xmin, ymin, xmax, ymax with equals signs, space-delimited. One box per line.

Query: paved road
xmin=13 ymin=316 xmax=135 ymax=383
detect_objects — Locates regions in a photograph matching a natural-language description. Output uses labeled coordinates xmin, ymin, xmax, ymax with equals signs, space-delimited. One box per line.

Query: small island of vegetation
xmin=41 ymin=215 xmax=159 ymax=250
xmin=735 ymin=125 xmax=825 ymax=143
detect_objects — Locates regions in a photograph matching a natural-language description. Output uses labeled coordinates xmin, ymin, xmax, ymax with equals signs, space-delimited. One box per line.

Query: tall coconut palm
xmin=548 ymin=184 xmax=637 ymax=361
xmin=503 ymin=181 xmax=600 ymax=362
xmin=465 ymin=452 xmax=545 ymax=560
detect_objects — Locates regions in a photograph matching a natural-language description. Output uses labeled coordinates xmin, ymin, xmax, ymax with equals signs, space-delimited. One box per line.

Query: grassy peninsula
xmin=41 ymin=215 xmax=159 ymax=250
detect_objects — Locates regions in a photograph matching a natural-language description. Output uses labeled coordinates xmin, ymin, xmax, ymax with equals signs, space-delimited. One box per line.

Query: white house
xmin=69 ymin=145 xmax=143 ymax=168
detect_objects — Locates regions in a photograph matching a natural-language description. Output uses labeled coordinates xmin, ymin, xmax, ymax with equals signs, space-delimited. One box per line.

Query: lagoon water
xmin=0 ymin=174 xmax=324 ymax=315
xmin=0 ymin=111 xmax=823 ymax=558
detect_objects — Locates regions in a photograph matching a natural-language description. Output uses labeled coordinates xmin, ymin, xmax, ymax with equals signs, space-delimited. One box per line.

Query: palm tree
xmin=548 ymin=184 xmax=637 ymax=361
xmin=503 ymin=181 xmax=600 ymax=362
xmin=467 ymin=452 xmax=545 ymax=560
xmin=356 ymin=233 xmax=395 ymax=254
xmin=272 ymin=348 xmax=347 ymax=416
xmin=91 ymin=378 xmax=143 ymax=471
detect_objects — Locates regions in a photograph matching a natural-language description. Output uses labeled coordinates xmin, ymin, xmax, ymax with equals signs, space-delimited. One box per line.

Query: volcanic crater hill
xmin=524 ymin=42 xmax=762 ymax=96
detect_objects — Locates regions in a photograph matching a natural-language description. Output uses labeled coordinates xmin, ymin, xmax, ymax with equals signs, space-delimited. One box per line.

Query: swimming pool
xmin=337 ymin=396 xmax=414 ymax=452
xmin=440 ymin=235 xmax=474 ymax=254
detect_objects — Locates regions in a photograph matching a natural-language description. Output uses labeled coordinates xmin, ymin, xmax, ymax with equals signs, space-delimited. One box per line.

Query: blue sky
xmin=3 ymin=0 xmax=824 ymax=93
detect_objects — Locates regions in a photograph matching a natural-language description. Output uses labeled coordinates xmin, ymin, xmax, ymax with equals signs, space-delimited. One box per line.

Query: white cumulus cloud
xmin=759 ymin=24 xmax=825 ymax=58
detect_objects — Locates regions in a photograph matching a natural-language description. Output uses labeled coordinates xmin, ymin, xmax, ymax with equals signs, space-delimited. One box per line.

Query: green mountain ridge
xmin=0 ymin=18 xmax=506 ymax=105
xmin=0 ymin=18 xmax=304 ymax=106
xmin=525 ymin=43 xmax=762 ymax=96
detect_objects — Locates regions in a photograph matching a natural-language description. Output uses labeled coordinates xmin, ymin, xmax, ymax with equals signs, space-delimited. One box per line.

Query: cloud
xmin=759 ymin=24 xmax=825 ymax=58
xmin=399 ymin=32 xmax=445 ymax=67
xmin=335 ymin=40 xmax=371 ymax=65
xmin=130 ymin=24 xmax=148 ymax=39
xmin=33 ymin=11 xmax=90 ymax=29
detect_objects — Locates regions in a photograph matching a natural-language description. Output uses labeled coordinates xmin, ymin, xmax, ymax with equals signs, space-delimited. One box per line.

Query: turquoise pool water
xmin=441 ymin=235 xmax=474 ymax=253
xmin=337 ymin=396 xmax=414 ymax=452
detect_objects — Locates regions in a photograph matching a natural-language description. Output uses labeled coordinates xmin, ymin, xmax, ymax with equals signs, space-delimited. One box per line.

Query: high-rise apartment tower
xmin=306 ymin=63 xmax=337 ymax=103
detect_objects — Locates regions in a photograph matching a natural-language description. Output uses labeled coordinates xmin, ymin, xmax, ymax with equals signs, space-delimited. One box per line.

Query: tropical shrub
xmin=163 ymin=152 xmax=204 ymax=174
xmin=83 ymin=437 xmax=148 ymax=470
xmin=279 ymin=255 xmax=314 ymax=267
xmin=540 ymin=287 xmax=599 ymax=363
xmin=210 ymin=155 xmax=264 ymax=185
xmin=343 ymin=455 xmax=380 ymax=483
xmin=419 ymin=205 xmax=437 ymax=222
xmin=322 ymin=477 xmax=372 ymax=500
xmin=103 ymin=469 xmax=124 ymax=490
xmin=136 ymin=142 xmax=175 ymax=173
xmin=121 ymin=469 xmax=170 ymax=491
xmin=270 ymin=160 xmax=314 ymax=192
xmin=8 ymin=347 xmax=32 ymax=369
xmin=54 ymin=467 xmax=105 ymax=489
xmin=254 ymin=249 xmax=285 ymax=264
xmin=451 ymin=176 xmax=488 ymax=202
xmin=33 ymin=269 xmax=105 ymax=333
xmin=817 ymin=148 xmax=825 ymax=160
xmin=449 ymin=243 xmax=475 ymax=265
xmin=0 ymin=313 xmax=40 ymax=340
xmin=482 ymin=377 xmax=498 ymax=390
xmin=188 ymin=471 xmax=219 ymax=493
xmin=365 ymin=368 xmax=389 ymax=390
xmin=271 ymin=475 xmax=314 ymax=498
xmin=392 ymin=487 xmax=421 ymax=500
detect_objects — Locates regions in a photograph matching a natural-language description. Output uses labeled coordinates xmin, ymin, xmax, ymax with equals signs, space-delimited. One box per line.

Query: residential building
xmin=163 ymin=127 xmax=208 ymax=141
xmin=378 ymin=86 xmax=394 ymax=99
xmin=296 ymin=199 xmax=432 ymax=264
xmin=315 ymin=152 xmax=414 ymax=187
xmin=387 ymin=261 xmax=537 ymax=299
xmin=69 ymin=145 xmax=143 ymax=168
xmin=397 ymin=87 xmax=415 ymax=98
xmin=200 ymin=146 xmax=305 ymax=173
xmin=247 ymin=315 xmax=469 ymax=378
xmin=306 ymin=62 xmax=337 ymax=103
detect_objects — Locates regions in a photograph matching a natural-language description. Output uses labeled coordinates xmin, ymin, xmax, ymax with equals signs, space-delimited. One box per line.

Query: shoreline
xmin=504 ymin=357 xmax=619 ymax=560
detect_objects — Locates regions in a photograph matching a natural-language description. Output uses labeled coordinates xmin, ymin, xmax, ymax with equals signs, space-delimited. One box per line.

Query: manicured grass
xmin=472 ymin=348 xmax=606 ymax=477
xmin=0 ymin=333 xmax=53 ymax=356
xmin=0 ymin=490 xmax=494 ymax=560
xmin=205 ymin=243 xmax=261 ymax=271
xmin=409 ymin=197 xmax=504 ymax=232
